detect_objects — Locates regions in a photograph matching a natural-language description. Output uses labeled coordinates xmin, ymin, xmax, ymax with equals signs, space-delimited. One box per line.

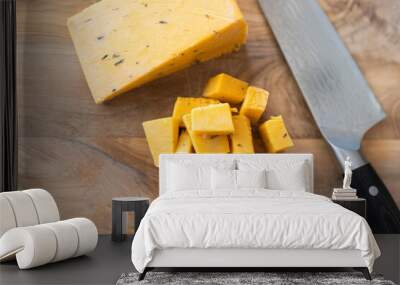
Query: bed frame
xmin=139 ymin=154 xmax=371 ymax=280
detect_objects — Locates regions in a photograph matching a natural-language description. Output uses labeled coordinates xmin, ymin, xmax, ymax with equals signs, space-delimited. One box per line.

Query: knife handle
xmin=351 ymin=163 xmax=400 ymax=233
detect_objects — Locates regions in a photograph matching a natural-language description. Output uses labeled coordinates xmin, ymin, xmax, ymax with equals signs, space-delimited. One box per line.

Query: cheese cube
xmin=68 ymin=0 xmax=247 ymax=103
xmin=183 ymin=114 xmax=229 ymax=154
xmin=175 ymin=131 xmax=193 ymax=153
xmin=259 ymin=116 xmax=293 ymax=153
xmin=172 ymin=97 xmax=220 ymax=127
xmin=230 ymin=115 xmax=254 ymax=153
xmin=240 ymin=86 xmax=269 ymax=125
xmin=142 ymin=117 xmax=179 ymax=166
xmin=203 ymin=73 xmax=249 ymax=104
xmin=191 ymin=103 xmax=234 ymax=135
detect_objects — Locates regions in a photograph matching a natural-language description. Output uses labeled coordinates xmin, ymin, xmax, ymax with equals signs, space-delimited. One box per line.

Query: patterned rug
xmin=116 ymin=271 xmax=396 ymax=285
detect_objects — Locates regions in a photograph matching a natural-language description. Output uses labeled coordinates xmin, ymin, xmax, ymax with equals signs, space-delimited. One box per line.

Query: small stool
xmin=112 ymin=197 xmax=149 ymax=242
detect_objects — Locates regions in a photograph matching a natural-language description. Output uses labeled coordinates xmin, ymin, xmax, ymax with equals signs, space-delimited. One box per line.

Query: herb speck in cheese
xmin=97 ymin=35 xmax=104 ymax=40
xmin=136 ymin=61 xmax=139 ymax=65
xmin=101 ymin=54 xmax=108 ymax=60
xmin=283 ymin=133 xmax=288 ymax=138
xmin=84 ymin=18 xmax=92 ymax=23
xmin=159 ymin=20 xmax=168 ymax=24
xmin=205 ymin=14 xmax=210 ymax=18
xmin=146 ymin=45 xmax=150 ymax=48
xmin=114 ymin=59 xmax=124 ymax=66
xmin=112 ymin=53 xmax=120 ymax=58
xmin=112 ymin=89 xmax=116 ymax=92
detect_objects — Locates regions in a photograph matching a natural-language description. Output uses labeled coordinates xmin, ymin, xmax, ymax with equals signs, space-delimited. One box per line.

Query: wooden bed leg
xmin=138 ymin=268 xmax=148 ymax=281
xmin=354 ymin=267 xmax=371 ymax=280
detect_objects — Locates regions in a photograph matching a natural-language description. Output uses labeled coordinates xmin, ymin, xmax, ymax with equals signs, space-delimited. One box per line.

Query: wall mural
xmin=16 ymin=0 xmax=400 ymax=233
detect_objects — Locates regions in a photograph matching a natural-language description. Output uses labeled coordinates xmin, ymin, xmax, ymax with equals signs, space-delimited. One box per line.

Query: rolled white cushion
xmin=0 ymin=218 xmax=97 ymax=269
xmin=42 ymin=221 xmax=79 ymax=262
xmin=0 ymin=196 xmax=17 ymax=237
xmin=0 ymin=192 xmax=39 ymax=227
xmin=64 ymin=218 xmax=98 ymax=257
xmin=0 ymin=226 xmax=57 ymax=269
xmin=23 ymin=189 xmax=60 ymax=223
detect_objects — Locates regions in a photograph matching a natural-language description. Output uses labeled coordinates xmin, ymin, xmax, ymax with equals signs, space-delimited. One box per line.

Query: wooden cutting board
xmin=16 ymin=0 xmax=400 ymax=233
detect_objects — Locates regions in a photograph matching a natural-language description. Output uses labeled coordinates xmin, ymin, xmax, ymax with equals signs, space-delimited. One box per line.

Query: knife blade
xmin=258 ymin=0 xmax=400 ymax=233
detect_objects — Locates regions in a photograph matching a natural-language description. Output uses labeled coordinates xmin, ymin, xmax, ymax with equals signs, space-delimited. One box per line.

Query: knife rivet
xmin=369 ymin=186 xmax=379 ymax=196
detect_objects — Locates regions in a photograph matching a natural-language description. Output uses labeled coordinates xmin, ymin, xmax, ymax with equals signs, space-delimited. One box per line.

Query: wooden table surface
xmin=16 ymin=0 xmax=400 ymax=233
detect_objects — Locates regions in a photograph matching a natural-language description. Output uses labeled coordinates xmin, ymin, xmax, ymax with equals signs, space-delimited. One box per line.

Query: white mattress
xmin=131 ymin=190 xmax=380 ymax=273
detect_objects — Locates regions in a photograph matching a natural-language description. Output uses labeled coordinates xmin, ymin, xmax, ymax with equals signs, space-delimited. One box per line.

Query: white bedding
xmin=131 ymin=190 xmax=380 ymax=273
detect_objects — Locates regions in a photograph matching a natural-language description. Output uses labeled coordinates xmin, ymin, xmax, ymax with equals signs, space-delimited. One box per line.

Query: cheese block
xmin=68 ymin=0 xmax=248 ymax=103
xmin=230 ymin=115 xmax=254 ymax=153
xmin=191 ymin=103 xmax=234 ymax=135
xmin=172 ymin=97 xmax=220 ymax=127
xmin=203 ymin=73 xmax=248 ymax=104
xmin=175 ymin=130 xmax=193 ymax=153
xmin=240 ymin=86 xmax=269 ymax=125
xmin=142 ymin=117 xmax=179 ymax=166
xmin=259 ymin=115 xmax=294 ymax=153
xmin=182 ymin=114 xmax=229 ymax=154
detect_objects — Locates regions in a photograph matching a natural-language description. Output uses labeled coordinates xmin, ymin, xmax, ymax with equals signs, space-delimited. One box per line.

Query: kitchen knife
xmin=258 ymin=0 xmax=400 ymax=233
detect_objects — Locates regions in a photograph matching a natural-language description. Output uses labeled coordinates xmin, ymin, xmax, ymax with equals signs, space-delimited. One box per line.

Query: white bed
xmin=131 ymin=154 xmax=380 ymax=280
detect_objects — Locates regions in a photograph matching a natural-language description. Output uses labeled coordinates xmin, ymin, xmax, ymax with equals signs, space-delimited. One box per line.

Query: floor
xmin=0 ymin=235 xmax=399 ymax=285
xmin=0 ymin=236 xmax=134 ymax=285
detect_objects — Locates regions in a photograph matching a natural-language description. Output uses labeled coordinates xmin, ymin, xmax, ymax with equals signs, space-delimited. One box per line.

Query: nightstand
xmin=332 ymin=198 xmax=366 ymax=219
xmin=112 ymin=197 xmax=150 ymax=242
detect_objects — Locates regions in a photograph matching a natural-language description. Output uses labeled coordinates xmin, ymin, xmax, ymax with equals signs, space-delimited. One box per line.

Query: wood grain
xmin=17 ymin=0 xmax=400 ymax=233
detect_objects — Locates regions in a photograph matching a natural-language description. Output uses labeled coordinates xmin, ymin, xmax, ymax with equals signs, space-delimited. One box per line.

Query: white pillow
xmin=266 ymin=167 xmax=307 ymax=191
xmin=236 ymin=169 xmax=267 ymax=189
xmin=211 ymin=168 xmax=237 ymax=190
xmin=238 ymin=159 xmax=309 ymax=191
xmin=167 ymin=160 xmax=236 ymax=192
xmin=167 ymin=163 xmax=211 ymax=191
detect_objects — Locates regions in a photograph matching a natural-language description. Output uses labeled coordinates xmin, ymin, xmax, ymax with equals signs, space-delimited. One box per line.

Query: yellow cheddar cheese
xmin=230 ymin=115 xmax=254 ymax=153
xmin=240 ymin=86 xmax=269 ymax=125
xmin=175 ymin=130 xmax=193 ymax=153
xmin=68 ymin=0 xmax=247 ymax=103
xmin=191 ymin=103 xmax=234 ymax=135
xmin=203 ymin=73 xmax=248 ymax=104
xmin=259 ymin=115 xmax=293 ymax=153
xmin=230 ymin=107 xmax=239 ymax=113
xmin=172 ymin=97 xmax=220 ymax=127
xmin=142 ymin=117 xmax=179 ymax=166
xmin=183 ymin=114 xmax=229 ymax=154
